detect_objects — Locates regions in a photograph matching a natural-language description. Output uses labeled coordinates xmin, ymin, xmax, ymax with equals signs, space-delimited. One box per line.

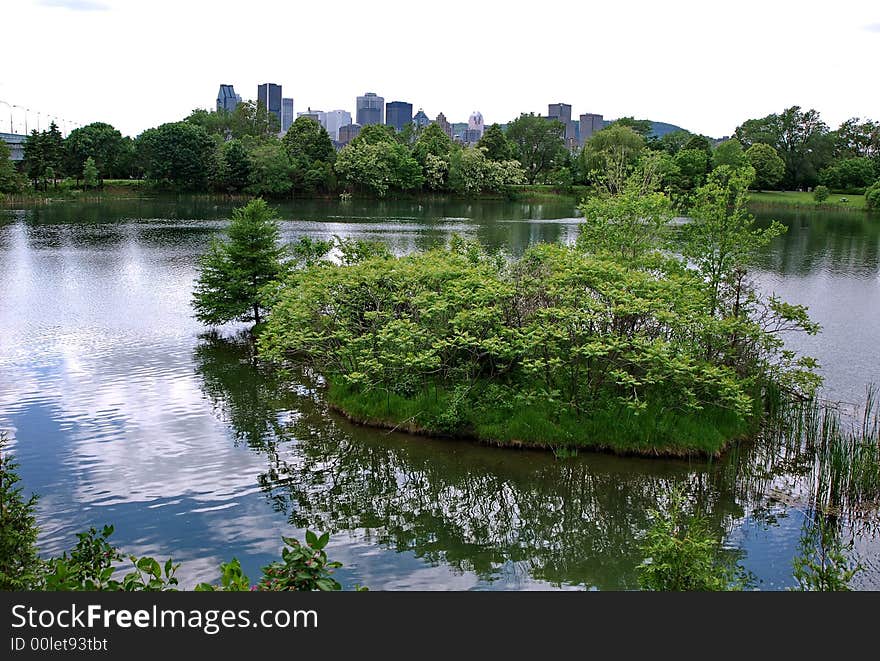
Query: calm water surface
xmin=1 ymin=197 xmax=878 ymax=589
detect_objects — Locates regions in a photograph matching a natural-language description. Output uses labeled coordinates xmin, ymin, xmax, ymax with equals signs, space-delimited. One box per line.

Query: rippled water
xmin=1 ymin=197 xmax=878 ymax=589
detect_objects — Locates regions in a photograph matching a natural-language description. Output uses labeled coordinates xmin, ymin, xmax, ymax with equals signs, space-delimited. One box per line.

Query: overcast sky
xmin=2 ymin=0 xmax=878 ymax=138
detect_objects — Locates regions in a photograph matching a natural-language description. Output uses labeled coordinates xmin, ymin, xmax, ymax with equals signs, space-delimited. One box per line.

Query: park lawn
xmin=749 ymin=190 xmax=867 ymax=210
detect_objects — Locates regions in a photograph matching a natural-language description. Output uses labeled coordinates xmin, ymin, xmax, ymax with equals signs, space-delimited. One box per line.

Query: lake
xmin=1 ymin=196 xmax=878 ymax=590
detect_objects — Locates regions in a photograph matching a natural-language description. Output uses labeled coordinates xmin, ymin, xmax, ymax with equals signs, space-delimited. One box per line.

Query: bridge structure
xmin=1 ymin=133 xmax=26 ymax=161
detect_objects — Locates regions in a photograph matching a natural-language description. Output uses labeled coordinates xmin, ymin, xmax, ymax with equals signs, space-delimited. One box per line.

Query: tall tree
xmin=82 ymin=156 xmax=99 ymax=189
xmin=712 ymin=138 xmax=748 ymax=170
xmin=0 ymin=141 xmax=20 ymax=193
xmin=476 ymin=123 xmax=515 ymax=161
xmin=192 ymin=199 xmax=287 ymax=326
xmin=745 ymin=143 xmax=785 ymax=190
xmin=412 ymin=123 xmax=454 ymax=165
xmin=136 ymin=122 xmax=215 ymax=189
xmin=282 ymin=116 xmax=336 ymax=194
xmin=505 ymin=113 xmax=567 ymax=184
xmin=64 ymin=122 xmax=124 ymax=184
xmin=579 ymin=124 xmax=645 ymax=194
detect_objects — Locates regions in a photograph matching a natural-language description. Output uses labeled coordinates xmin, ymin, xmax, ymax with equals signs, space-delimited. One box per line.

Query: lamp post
xmin=0 ymin=99 xmax=11 ymax=133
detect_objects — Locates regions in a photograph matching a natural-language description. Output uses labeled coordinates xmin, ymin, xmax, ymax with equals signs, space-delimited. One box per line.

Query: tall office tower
xmin=356 ymin=92 xmax=384 ymax=126
xmin=338 ymin=123 xmax=361 ymax=146
xmin=324 ymin=110 xmax=352 ymax=141
xmin=281 ymin=98 xmax=294 ymax=133
xmin=434 ymin=112 xmax=453 ymax=138
xmin=297 ymin=108 xmax=326 ymax=127
xmin=578 ymin=113 xmax=605 ymax=145
xmin=467 ymin=111 xmax=485 ymax=139
xmin=548 ymin=102 xmax=577 ymax=150
xmin=413 ymin=109 xmax=430 ymax=129
xmin=257 ymin=83 xmax=283 ymax=128
xmin=216 ymin=84 xmax=241 ymax=113
xmin=385 ymin=101 xmax=413 ymax=132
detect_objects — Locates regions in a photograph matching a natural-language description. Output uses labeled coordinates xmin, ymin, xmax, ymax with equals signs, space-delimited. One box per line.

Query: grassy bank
xmin=326 ymin=379 xmax=752 ymax=457
xmin=749 ymin=190 xmax=869 ymax=211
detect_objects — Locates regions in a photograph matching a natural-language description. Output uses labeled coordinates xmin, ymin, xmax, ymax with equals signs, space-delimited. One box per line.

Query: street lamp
xmin=0 ymin=100 xmax=12 ymax=133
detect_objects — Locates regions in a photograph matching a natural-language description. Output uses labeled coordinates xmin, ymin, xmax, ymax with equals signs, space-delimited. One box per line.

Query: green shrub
xmin=813 ymin=185 xmax=830 ymax=203
xmin=866 ymin=181 xmax=880 ymax=211
xmin=0 ymin=434 xmax=41 ymax=589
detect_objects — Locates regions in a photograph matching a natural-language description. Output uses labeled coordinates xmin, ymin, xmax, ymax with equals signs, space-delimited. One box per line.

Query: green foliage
xmin=638 ymin=489 xmax=750 ymax=591
xmin=477 ymin=123 xmax=516 ymax=161
xmin=192 ymin=199 xmax=287 ymax=326
xmin=257 ymin=533 xmax=342 ymax=591
xmin=65 ymin=122 xmax=123 ymax=183
xmin=23 ymin=122 xmax=65 ymax=188
xmin=282 ymin=116 xmax=336 ymax=194
xmin=745 ymin=143 xmax=785 ymax=190
xmin=818 ymin=157 xmax=876 ymax=191
xmin=136 ymin=122 xmax=214 ymax=190
xmin=813 ymin=185 xmax=830 ymax=203
xmin=580 ymin=124 xmax=646 ymax=194
xmin=505 ymin=113 xmax=568 ymax=184
xmin=866 ymin=181 xmax=880 ymax=210
xmin=791 ymin=515 xmax=861 ymax=591
xmin=246 ymin=141 xmax=292 ymax=196
xmin=0 ymin=434 xmax=41 ymax=590
xmin=82 ymin=156 xmax=99 ymax=189
xmin=712 ymin=138 xmax=749 ymax=170
xmin=0 ymin=141 xmax=21 ymax=193
xmin=412 ymin=122 xmax=454 ymax=165
xmin=40 ymin=525 xmax=180 ymax=591
xmin=195 ymin=558 xmax=251 ymax=591
xmin=335 ymin=140 xmax=423 ymax=196
xmin=185 ymin=101 xmax=280 ymax=141
xmin=448 ymin=147 xmax=525 ymax=196
xmin=609 ymin=116 xmax=653 ymax=137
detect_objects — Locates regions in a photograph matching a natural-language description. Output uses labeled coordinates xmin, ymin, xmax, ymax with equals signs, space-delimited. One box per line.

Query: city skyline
xmin=3 ymin=0 xmax=879 ymax=140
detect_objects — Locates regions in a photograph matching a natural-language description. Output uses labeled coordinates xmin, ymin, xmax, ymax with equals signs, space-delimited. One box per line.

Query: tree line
xmin=2 ymin=103 xmax=878 ymax=208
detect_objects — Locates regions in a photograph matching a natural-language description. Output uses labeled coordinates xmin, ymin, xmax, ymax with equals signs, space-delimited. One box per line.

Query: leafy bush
xmin=791 ymin=515 xmax=862 ymax=591
xmin=0 ymin=434 xmax=41 ymax=589
xmin=813 ymin=185 xmax=830 ymax=203
xmin=638 ymin=489 xmax=751 ymax=591
xmin=866 ymin=181 xmax=880 ymax=211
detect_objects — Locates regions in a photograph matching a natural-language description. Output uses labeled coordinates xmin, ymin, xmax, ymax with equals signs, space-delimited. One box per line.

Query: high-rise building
xmin=548 ymin=103 xmax=578 ymax=150
xmin=434 ymin=112 xmax=453 ymax=138
xmin=413 ymin=109 xmax=430 ymax=129
xmin=216 ymin=84 xmax=241 ymax=113
xmin=257 ymin=83 xmax=283 ymax=129
xmin=281 ymin=98 xmax=295 ymax=133
xmin=578 ymin=113 xmax=605 ymax=145
xmin=356 ymin=92 xmax=384 ymax=126
xmin=324 ymin=110 xmax=352 ymax=141
xmin=297 ymin=108 xmax=326 ymax=126
xmin=466 ymin=111 xmax=485 ymax=142
xmin=385 ymin=101 xmax=413 ymax=132
xmin=338 ymin=123 xmax=361 ymax=146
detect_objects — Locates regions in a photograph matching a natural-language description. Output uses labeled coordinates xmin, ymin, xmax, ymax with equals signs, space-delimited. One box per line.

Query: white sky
xmin=2 ymin=0 xmax=879 ymax=138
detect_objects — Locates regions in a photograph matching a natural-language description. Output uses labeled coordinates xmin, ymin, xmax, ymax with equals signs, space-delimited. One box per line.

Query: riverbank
xmin=748 ymin=190 xmax=870 ymax=211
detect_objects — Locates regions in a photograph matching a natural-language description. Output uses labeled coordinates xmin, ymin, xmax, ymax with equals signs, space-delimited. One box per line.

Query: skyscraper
xmin=281 ymin=98 xmax=294 ymax=134
xmin=216 ymin=84 xmax=241 ymax=113
xmin=463 ymin=111 xmax=485 ymax=143
xmin=385 ymin=101 xmax=413 ymax=132
xmin=356 ymin=92 xmax=384 ymax=126
xmin=434 ymin=112 xmax=452 ymax=138
xmin=578 ymin=113 xmax=605 ymax=145
xmin=338 ymin=123 xmax=361 ymax=146
xmin=324 ymin=110 xmax=352 ymax=141
xmin=548 ymin=103 xmax=577 ymax=150
xmin=413 ymin=109 xmax=430 ymax=129
xmin=257 ymin=83 xmax=283 ymax=129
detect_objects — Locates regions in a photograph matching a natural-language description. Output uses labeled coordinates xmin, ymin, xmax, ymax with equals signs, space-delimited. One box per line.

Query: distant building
xmin=413 ymin=109 xmax=430 ymax=129
xmin=434 ymin=112 xmax=452 ymax=138
xmin=356 ymin=92 xmax=384 ymax=126
xmin=468 ymin=111 xmax=484 ymax=136
xmin=385 ymin=101 xmax=413 ymax=132
xmin=281 ymin=98 xmax=294 ymax=133
xmin=257 ymin=83 xmax=283 ymax=129
xmin=0 ymin=132 xmax=25 ymax=161
xmin=338 ymin=123 xmax=361 ymax=146
xmin=297 ymin=108 xmax=326 ymax=126
xmin=324 ymin=110 xmax=352 ymax=141
xmin=578 ymin=113 xmax=604 ymax=145
xmin=548 ymin=103 xmax=578 ymax=150
xmin=216 ymin=84 xmax=241 ymax=113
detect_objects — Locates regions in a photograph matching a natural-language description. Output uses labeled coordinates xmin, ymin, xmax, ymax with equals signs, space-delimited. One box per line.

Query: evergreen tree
xmin=192 ymin=199 xmax=287 ymax=326
xmin=0 ymin=141 xmax=20 ymax=193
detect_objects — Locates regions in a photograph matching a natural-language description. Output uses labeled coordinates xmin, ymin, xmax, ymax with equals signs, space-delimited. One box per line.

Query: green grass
xmin=506 ymin=184 xmax=592 ymax=203
xmin=326 ymin=379 xmax=753 ymax=457
xmin=749 ymin=190 xmax=868 ymax=210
